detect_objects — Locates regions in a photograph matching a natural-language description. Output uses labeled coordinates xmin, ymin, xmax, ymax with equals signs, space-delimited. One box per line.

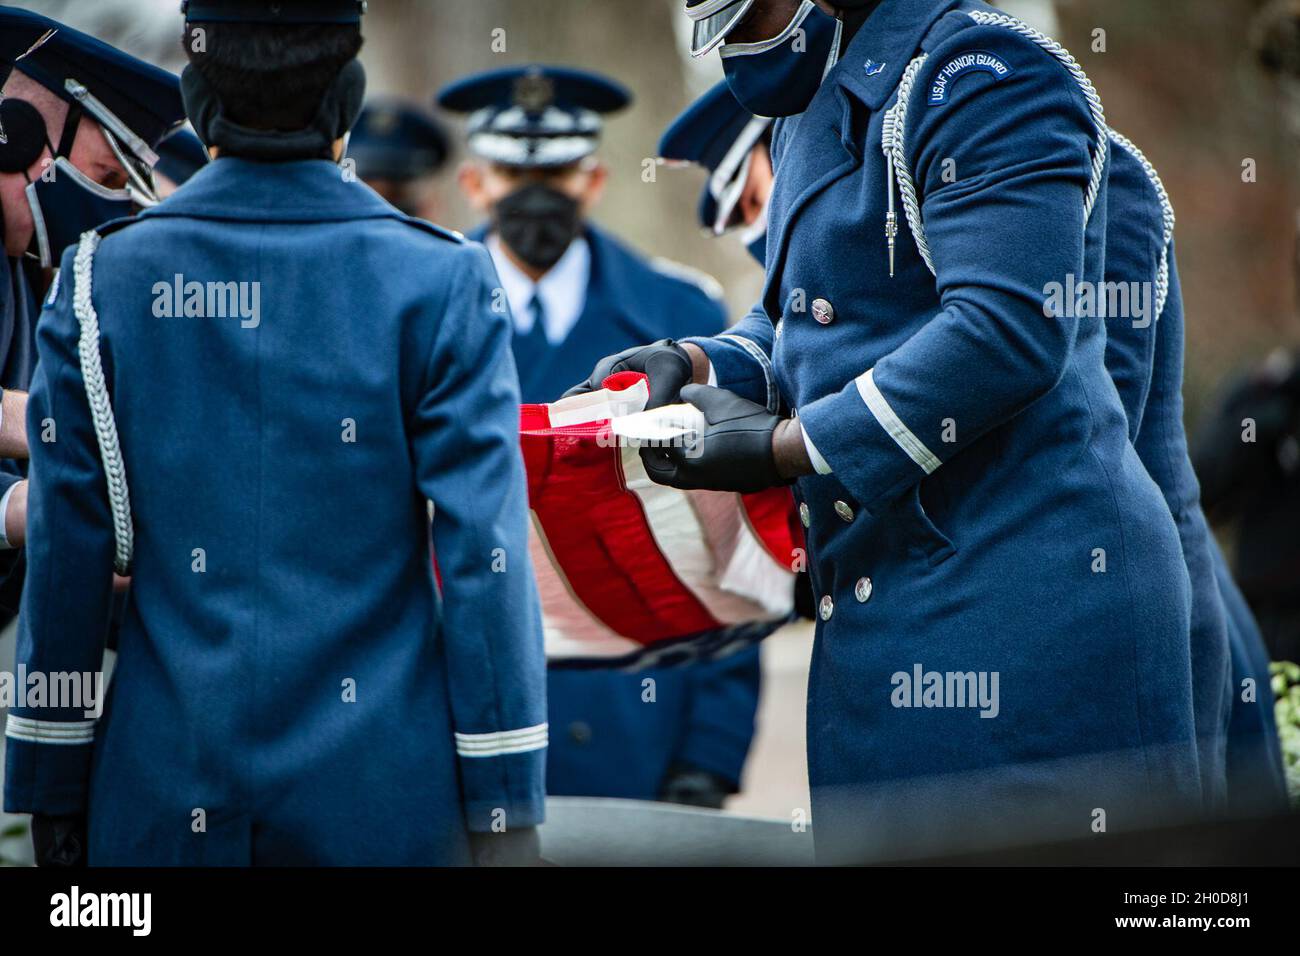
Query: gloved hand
xmin=641 ymin=384 xmax=789 ymax=493
xmin=562 ymin=339 xmax=695 ymax=409
xmin=31 ymin=813 xmax=87 ymax=868
xmin=469 ymin=826 xmax=542 ymax=867
xmin=658 ymin=765 xmax=734 ymax=809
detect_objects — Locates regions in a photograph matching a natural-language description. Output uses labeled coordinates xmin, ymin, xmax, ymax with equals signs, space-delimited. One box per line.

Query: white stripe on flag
xmin=622 ymin=445 xmax=792 ymax=626
xmin=529 ymin=514 xmax=647 ymax=661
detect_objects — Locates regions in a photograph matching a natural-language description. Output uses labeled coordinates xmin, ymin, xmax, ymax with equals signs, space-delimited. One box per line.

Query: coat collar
xmin=139 ymin=157 xmax=400 ymax=223
xmin=835 ymin=0 xmax=966 ymax=111
xmin=471 ymin=222 xmax=665 ymax=346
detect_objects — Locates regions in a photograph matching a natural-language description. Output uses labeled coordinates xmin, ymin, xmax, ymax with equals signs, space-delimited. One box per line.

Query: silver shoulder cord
xmin=1108 ymin=129 xmax=1176 ymax=320
xmin=73 ymin=230 xmax=134 ymax=574
xmin=882 ymin=10 xmax=1109 ymax=278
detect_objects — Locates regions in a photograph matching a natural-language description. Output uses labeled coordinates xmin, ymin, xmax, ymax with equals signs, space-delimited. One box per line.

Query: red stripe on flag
xmin=523 ymin=424 xmax=721 ymax=644
xmin=740 ymin=488 xmax=805 ymax=571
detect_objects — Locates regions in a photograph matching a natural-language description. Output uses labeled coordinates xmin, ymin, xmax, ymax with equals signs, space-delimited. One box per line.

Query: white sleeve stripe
xmin=717 ymin=333 xmax=777 ymax=412
xmin=454 ymin=722 xmax=548 ymax=756
xmin=855 ymin=368 xmax=941 ymax=475
xmin=799 ymin=420 xmax=833 ymax=475
xmin=454 ymin=722 xmax=548 ymax=744
xmin=457 ymin=737 xmax=548 ymax=758
xmin=5 ymin=715 xmax=96 ymax=745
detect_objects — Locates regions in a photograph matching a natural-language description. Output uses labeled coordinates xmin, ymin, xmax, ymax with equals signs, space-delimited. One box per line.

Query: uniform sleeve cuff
xmin=682 ymin=335 xmax=774 ymax=411
xmin=801 ymin=421 xmax=833 ymax=475
xmin=0 ymin=481 xmax=17 ymax=550
xmin=457 ymin=747 xmax=547 ymax=832
xmin=799 ymin=369 xmax=940 ymax=513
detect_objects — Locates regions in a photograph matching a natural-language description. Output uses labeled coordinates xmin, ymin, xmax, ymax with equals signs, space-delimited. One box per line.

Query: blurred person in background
xmin=658 ymin=79 xmax=774 ymax=268
xmin=1103 ymin=127 xmax=1286 ymax=816
xmin=1193 ymin=0 xmax=1300 ymax=668
xmin=348 ymin=96 xmax=449 ymax=220
xmin=439 ymin=64 xmax=763 ymax=809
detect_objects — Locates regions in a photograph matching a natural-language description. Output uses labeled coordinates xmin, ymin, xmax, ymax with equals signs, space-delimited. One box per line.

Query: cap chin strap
xmin=181 ymin=59 xmax=366 ymax=161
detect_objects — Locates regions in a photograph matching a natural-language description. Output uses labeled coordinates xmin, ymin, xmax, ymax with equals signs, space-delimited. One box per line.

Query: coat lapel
xmin=762 ymin=0 xmax=967 ymax=320
xmin=761 ymin=83 xmax=861 ymax=321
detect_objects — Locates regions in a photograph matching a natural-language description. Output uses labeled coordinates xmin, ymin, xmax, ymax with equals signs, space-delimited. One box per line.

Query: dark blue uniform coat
xmin=1104 ymin=135 xmax=1286 ymax=816
xmin=692 ymin=0 xmax=1200 ymax=860
xmin=0 ymin=255 xmax=41 ymax=613
xmin=473 ymin=222 xmax=763 ymax=799
xmin=4 ymin=159 xmax=547 ymax=865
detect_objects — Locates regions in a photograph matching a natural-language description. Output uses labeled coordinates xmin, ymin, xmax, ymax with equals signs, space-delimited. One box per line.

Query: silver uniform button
xmin=811 ymin=298 xmax=835 ymax=325
xmin=854 ymin=576 xmax=873 ymax=603
xmin=819 ymin=595 xmax=834 ymax=621
xmin=799 ymin=502 xmax=810 ymax=528
xmin=834 ymin=500 xmax=854 ymax=522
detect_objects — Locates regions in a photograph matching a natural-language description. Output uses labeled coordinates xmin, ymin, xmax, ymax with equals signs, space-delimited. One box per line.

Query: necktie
xmin=513 ymin=292 xmax=549 ymax=369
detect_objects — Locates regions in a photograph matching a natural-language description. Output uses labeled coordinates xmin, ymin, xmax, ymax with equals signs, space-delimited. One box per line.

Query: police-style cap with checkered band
xmin=180 ymin=0 xmax=366 ymax=23
xmin=658 ymin=79 xmax=771 ymax=235
xmin=436 ymin=65 xmax=630 ymax=169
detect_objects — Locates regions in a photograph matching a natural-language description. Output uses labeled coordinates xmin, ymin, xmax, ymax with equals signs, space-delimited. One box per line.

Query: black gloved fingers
xmin=31 ymin=813 xmax=87 ymax=868
xmin=678 ymin=383 xmax=768 ymax=424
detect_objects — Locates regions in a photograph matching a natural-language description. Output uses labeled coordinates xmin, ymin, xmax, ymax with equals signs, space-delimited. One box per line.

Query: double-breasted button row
xmin=815 ymin=579 xmax=872 ymax=623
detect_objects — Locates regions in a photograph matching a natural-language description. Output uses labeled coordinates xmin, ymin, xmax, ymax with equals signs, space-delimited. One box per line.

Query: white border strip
xmin=855 ymin=368 xmax=941 ymax=474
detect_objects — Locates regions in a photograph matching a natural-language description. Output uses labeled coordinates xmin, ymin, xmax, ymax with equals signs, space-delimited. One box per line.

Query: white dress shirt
xmin=486 ymin=234 xmax=591 ymax=346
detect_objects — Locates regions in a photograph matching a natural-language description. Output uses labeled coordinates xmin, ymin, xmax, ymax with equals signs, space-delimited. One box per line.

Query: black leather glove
xmin=469 ymin=826 xmax=542 ymax=867
xmin=31 ymin=813 xmax=87 ymax=868
xmin=641 ymin=384 xmax=787 ymax=493
xmin=562 ymin=339 xmax=694 ymax=409
xmin=658 ymin=765 xmax=735 ymax=809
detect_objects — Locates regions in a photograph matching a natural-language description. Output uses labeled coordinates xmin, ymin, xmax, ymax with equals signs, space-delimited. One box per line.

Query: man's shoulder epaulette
xmin=649 ymin=256 xmax=725 ymax=302
xmin=396 ymin=217 xmax=467 ymax=245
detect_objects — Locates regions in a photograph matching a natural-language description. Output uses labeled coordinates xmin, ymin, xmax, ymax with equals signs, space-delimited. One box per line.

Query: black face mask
xmin=492 ymin=182 xmax=581 ymax=271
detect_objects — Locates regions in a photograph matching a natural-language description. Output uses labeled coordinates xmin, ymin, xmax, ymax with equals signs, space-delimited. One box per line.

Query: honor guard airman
xmin=0 ymin=6 xmax=184 ymax=615
xmin=658 ymin=78 xmax=775 ymax=266
xmin=439 ymin=64 xmax=767 ymax=807
xmin=1102 ymin=130 xmax=1285 ymax=816
xmin=5 ymin=0 xmax=546 ymax=866
xmin=575 ymin=0 xmax=1206 ymax=860
xmin=348 ymin=97 xmax=450 ymax=219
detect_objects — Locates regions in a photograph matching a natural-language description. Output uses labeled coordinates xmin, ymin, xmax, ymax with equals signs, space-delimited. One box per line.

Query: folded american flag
xmin=521 ymin=372 xmax=802 ymax=668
